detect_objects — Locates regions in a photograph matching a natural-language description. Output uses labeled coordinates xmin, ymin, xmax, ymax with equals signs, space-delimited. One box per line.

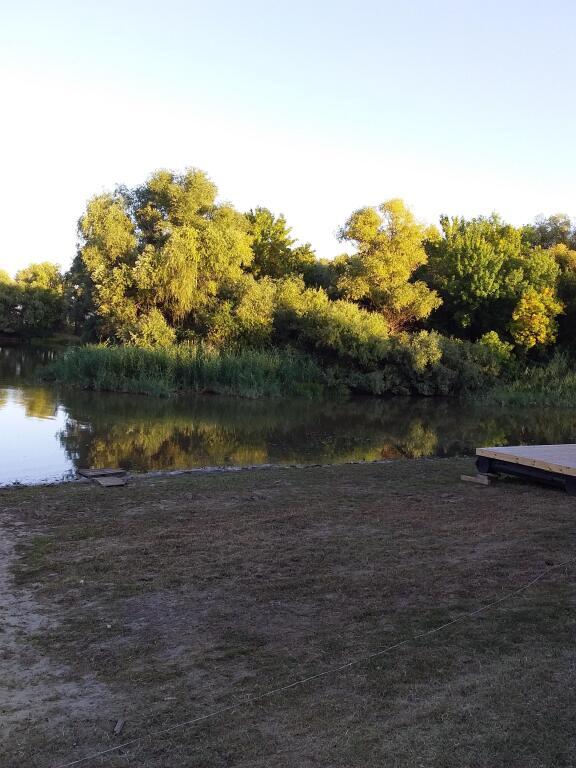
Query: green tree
xmin=426 ymin=214 xmax=560 ymax=339
xmin=548 ymin=243 xmax=576 ymax=272
xmin=337 ymin=199 xmax=441 ymax=331
xmin=523 ymin=214 xmax=574 ymax=249
xmin=79 ymin=168 xmax=253 ymax=344
xmin=510 ymin=287 xmax=563 ymax=349
xmin=299 ymin=256 xmax=342 ymax=293
xmin=193 ymin=275 xmax=277 ymax=347
xmin=274 ymin=277 xmax=391 ymax=367
xmin=13 ymin=262 xmax=65 ymax=337
xmin=547 ymin=243 xmax=576 ymax=349
xmin=0 ymin=282 xmax=19 ymax=335
xmin=64 ymin=253 xmax=98 ymax=338
xmin=246 ymin=207 xmax=316 ymax=279
xmin=80 ymin=192 xmax=139 ymax=340
xmin=15 ymin=262 xmax=63 ymax=293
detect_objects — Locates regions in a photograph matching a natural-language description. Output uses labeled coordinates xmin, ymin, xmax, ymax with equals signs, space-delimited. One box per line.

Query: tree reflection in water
xmin=1 ymin=346 xmax=576 ymax=480
xmin=56 ymin=388 xmax=576 ymax=472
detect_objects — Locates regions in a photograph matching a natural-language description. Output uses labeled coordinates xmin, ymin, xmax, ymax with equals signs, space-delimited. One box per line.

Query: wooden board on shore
xmin=77 ymin=468 xmax=127 ymax=479
xmin=476 ymin=444 xmax=576 ymax=478
xmin=461 ymin=473 xmax=492 ymax=485
xmin=93 ymin=475 xmax=127 ymax=487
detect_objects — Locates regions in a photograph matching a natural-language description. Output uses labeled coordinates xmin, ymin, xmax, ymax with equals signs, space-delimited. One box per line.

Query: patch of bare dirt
xmin=0 ymin=520 xmax=119 ymax=767
xmin=1 ymin=458 xmax=575 ymax=767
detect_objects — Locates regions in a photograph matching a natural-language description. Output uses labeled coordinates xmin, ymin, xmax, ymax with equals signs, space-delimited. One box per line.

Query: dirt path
xmin=0 ymin=518 xmax=117 ymax=767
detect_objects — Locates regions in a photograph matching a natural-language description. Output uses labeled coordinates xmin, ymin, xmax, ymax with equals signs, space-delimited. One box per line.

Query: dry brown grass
xmin=1 ymin=458 xmax=575 ymax=767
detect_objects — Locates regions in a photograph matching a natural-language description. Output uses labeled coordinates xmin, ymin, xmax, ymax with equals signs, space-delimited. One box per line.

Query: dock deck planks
xmin=476 ymin=444 xmax=576 ymax=477
xmin=475 ymin=444 xmax=576 ymax=494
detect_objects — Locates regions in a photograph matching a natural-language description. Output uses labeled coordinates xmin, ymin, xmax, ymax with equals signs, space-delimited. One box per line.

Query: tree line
xmin=4 ymin=168 xmax=576 ymax=373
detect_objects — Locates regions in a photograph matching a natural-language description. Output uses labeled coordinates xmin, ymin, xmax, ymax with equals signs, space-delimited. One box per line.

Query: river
xmin=1 ymin=346 xmax=574 ymax=485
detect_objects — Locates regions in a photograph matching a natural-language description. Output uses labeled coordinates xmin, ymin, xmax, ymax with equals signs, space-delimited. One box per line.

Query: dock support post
xmin=476 ymin=456 xmax=492 ymax=475
xmin=565 ymin=478 xmax=576 ymax=496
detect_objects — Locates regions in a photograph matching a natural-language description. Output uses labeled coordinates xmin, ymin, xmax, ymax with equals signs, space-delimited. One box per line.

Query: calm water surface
xmin=1 ymin=346 xmax=575 ymax=485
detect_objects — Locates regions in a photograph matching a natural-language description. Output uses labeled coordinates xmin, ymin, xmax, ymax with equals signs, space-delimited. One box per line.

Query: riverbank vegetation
xmin=7 ymin=166 xmax=576 ymax=398
xmin=43 ymin=344 xmax=327 ymax=398
xmin=479 ymin=353 xmax=576 ymax=407
xmin=43 ymin=331 xmax=515 ymax=398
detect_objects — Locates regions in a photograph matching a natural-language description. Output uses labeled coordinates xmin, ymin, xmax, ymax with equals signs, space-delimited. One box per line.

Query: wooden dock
xmin=476 ymin=444 xmax=576 ymax=495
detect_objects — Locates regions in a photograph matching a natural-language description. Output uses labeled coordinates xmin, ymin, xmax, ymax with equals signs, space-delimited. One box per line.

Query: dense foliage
xmin=6 ymin=166 xmax=576 ymax=397
xmin=0 ymin=263 xmax=65 ymax=338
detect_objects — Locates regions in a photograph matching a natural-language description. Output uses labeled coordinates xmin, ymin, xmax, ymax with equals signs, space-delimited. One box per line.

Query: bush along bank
xmin=41 ymin=331 xmax=513 ymax=400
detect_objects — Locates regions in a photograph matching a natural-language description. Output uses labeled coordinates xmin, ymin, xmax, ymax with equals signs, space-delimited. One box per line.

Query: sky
xmin=1 ymin=0 xmax=576 ymax=274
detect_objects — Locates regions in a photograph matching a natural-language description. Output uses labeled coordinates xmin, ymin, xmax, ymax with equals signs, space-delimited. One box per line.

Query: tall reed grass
xmin=480 ymin=353 xmax=576 ymax=407
xmin=43 ymin=344 xmax=576 ymax=405
xmin=41 ymin=344 xmax=329 ymax=398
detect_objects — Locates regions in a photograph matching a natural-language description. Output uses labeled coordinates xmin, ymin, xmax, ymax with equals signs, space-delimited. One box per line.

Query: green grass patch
xmin=13 ymin=534 xmax=61 ymax=585
xmin=16 ymin=534 xmax=54 ymax=569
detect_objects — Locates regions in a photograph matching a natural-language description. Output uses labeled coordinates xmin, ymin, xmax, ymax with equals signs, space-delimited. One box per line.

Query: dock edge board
xmin=476 ymin=446 xmax=576 ymax=478
xmin=475 ymin=450 xmax=576 ymax=495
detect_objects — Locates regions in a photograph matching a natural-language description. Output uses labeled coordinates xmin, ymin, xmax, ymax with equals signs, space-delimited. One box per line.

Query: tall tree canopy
xmin=336 ymin=199 xmax=441 ymax=331
xmin=79 ymin=169 xmax=253 ymax=344
xmin=246 ymin=207 xmax=316 ymax=280
xmin=0 ymin=264 xmax=65 ymax=337
xmin=547 ymin=243 xmax=576 ymax=348
xmin=4 ymin=164 xmax=573 ymax=367
xmin=426 ymin=214 xmax=560 ymax=340
xmin=15 ymin=262 xmax=64 ymax=293
xmin=523 ymin=214 xmax=575 ymax=249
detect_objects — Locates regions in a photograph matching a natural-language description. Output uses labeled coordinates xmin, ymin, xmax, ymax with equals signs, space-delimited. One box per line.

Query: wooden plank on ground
xmin=78 ymin=468 xmax=127 ymax=478
xmin=93 ymin=476 xmax=127 ymax=487
xmin=461 ymin=474 xmax=492 ymax=486
xmin=476 ymin=444 xmax=576 ymax=477
xmin=113 ymin=719 xmax=125 ymax=735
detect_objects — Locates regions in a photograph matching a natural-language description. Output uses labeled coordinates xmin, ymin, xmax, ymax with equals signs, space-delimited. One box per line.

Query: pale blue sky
xmin=1 ymin=0 xmax=575 ymax=272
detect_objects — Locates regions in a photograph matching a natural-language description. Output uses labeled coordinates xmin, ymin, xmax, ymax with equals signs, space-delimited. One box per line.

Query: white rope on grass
xmin=51 ymin=557 xmax=576 ymax=768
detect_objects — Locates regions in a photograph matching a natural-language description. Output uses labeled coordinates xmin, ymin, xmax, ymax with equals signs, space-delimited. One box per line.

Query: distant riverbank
xmin=3 ymin=343 xmax=576 ymax=485
xmin=40 ymin=342 xmax=576 ymax=407
xmin=39 ymin=340 xmax=501 ymax=400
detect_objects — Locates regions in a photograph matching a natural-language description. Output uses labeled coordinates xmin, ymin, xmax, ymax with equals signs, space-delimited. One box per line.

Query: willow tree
xmin=337 ymin=199 xmax=441 ymax=332
xmin=14 ymin=262 xmax=65 ymax=335
xmin=15 ymin=262 xmax=64 ymax=293
xmin=79 ymin=168 xmax=253 ymax=345
xmin=246 ymin=207 xmax=315 ymax=279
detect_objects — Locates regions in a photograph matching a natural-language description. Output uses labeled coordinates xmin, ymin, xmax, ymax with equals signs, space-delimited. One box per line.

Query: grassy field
xmin=2 ymin=459 xmax=575 ymax=767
